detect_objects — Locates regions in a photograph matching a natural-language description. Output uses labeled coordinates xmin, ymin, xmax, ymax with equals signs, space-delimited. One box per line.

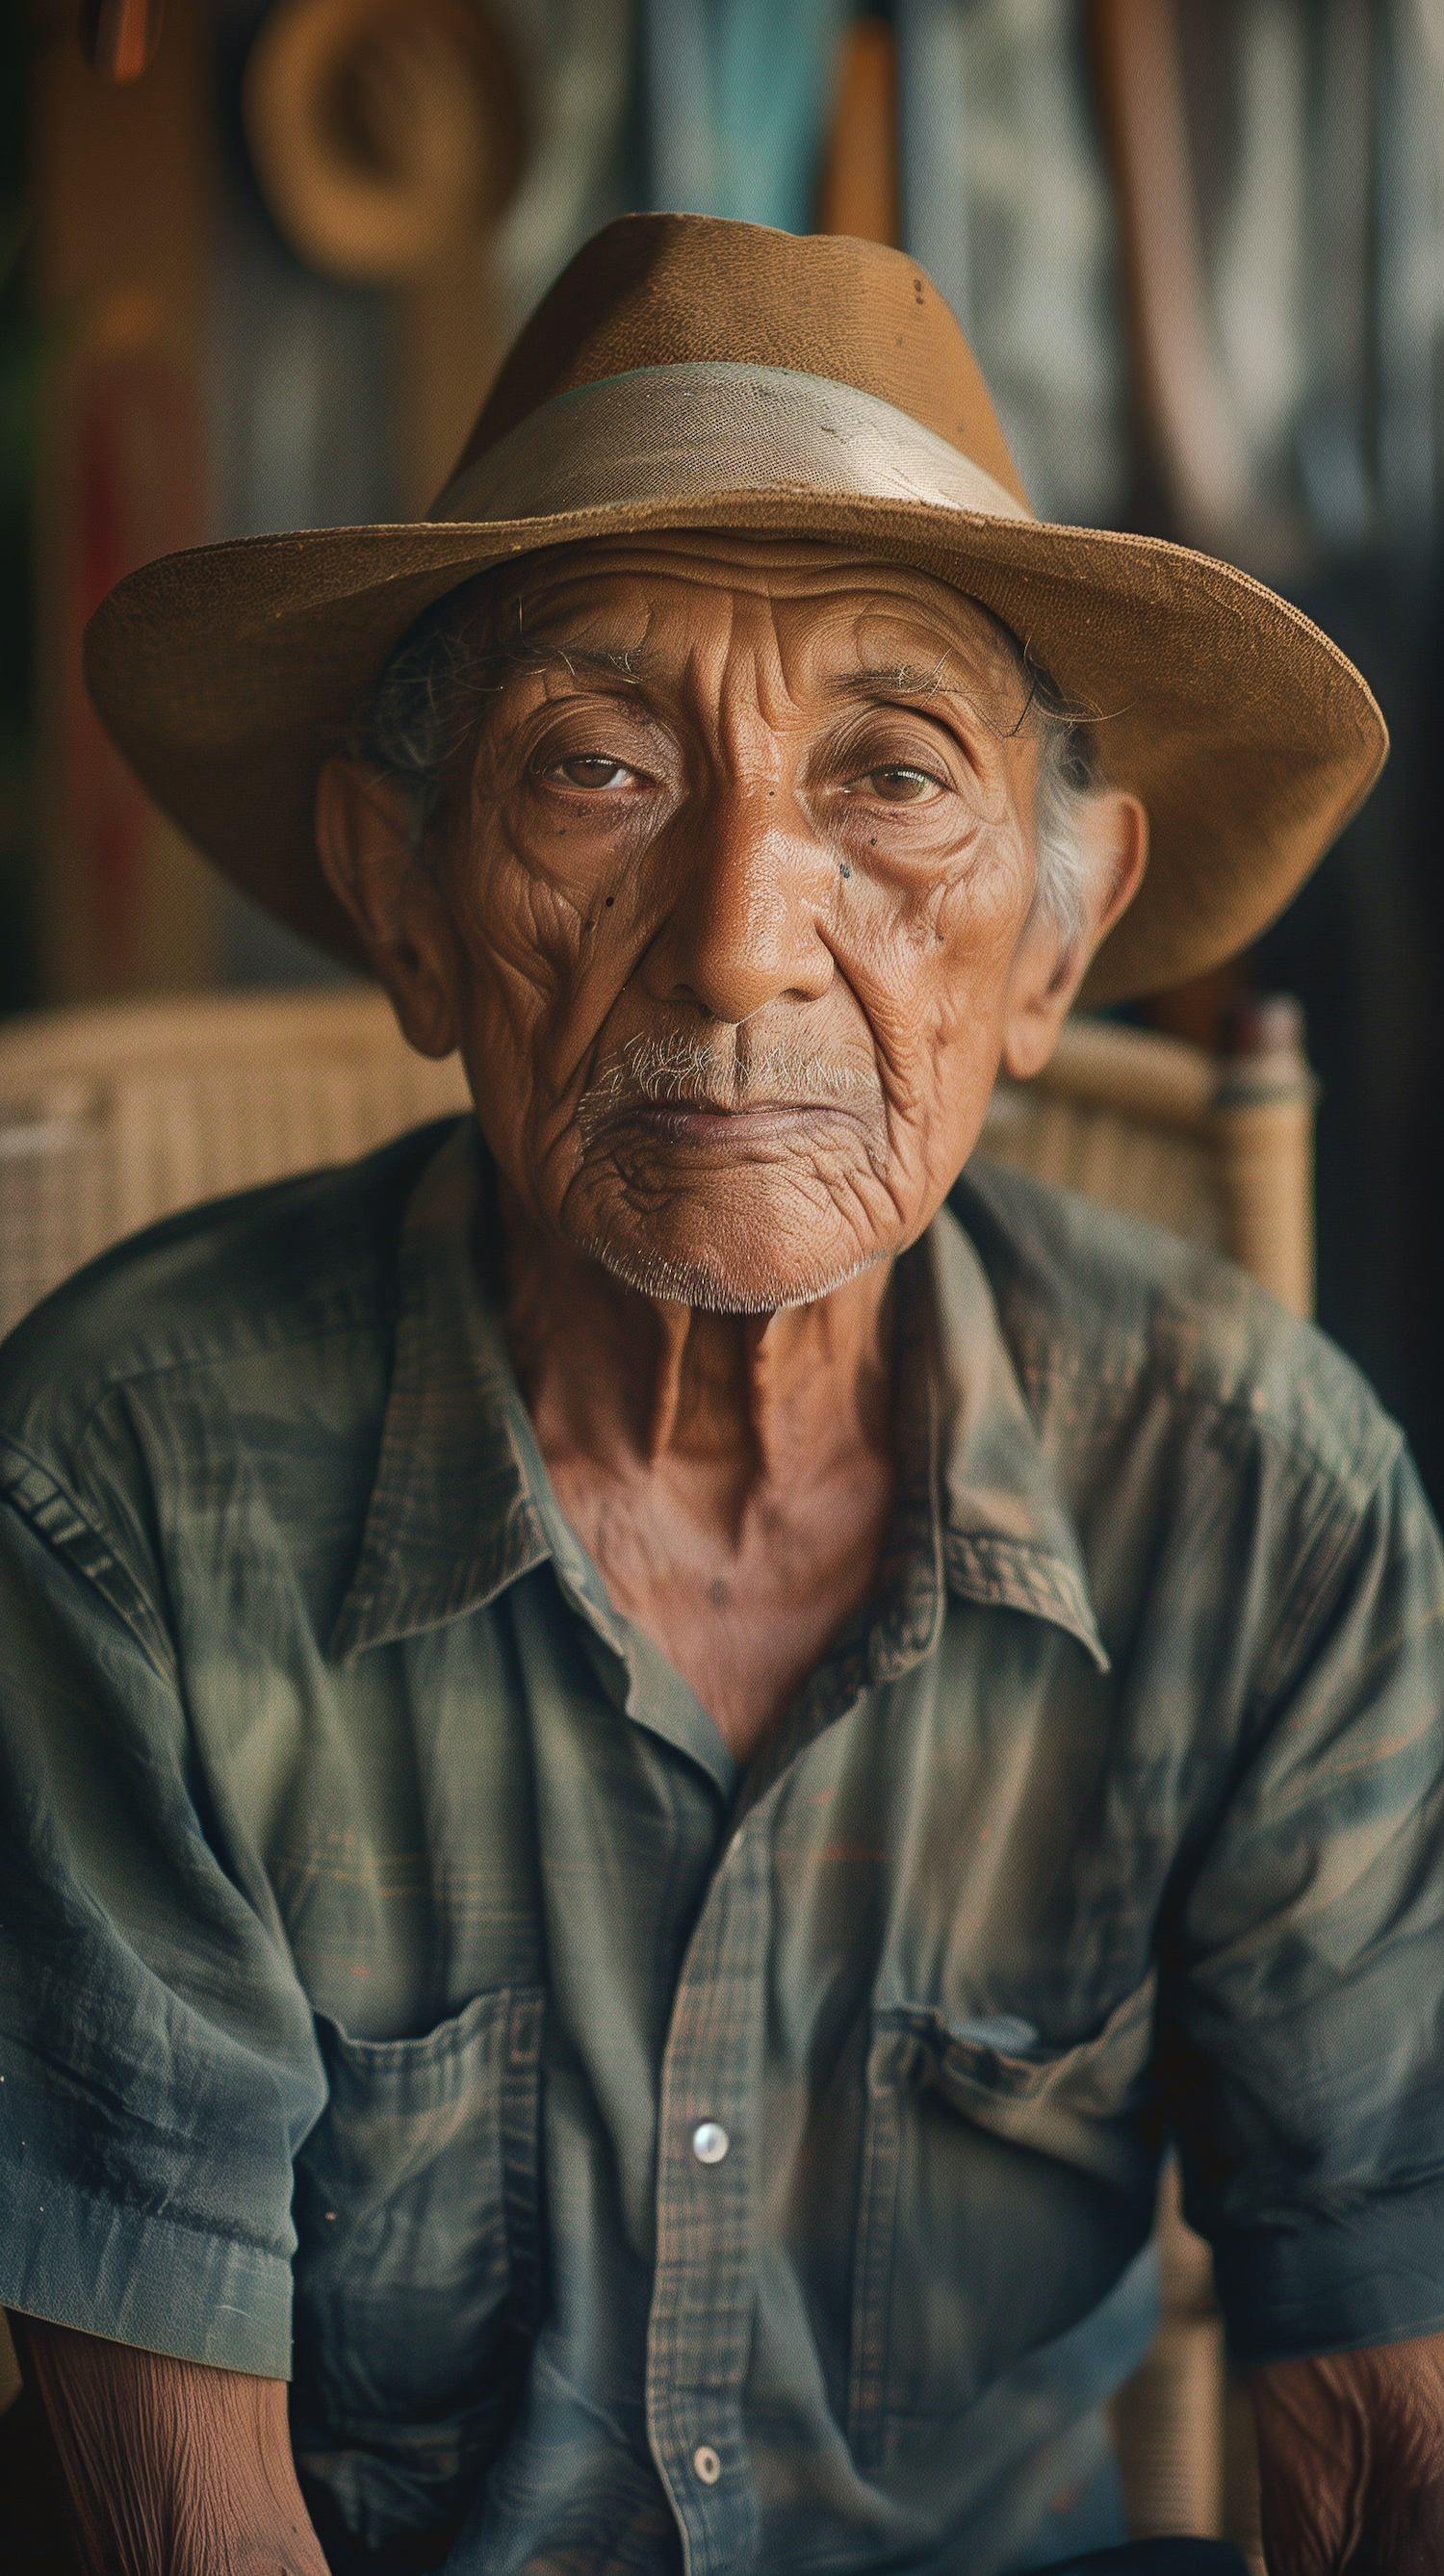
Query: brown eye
xmin=862 ymin=764 xmax=941 ymax=804
xmin=553 ymin=756 xmax=632 ymax=788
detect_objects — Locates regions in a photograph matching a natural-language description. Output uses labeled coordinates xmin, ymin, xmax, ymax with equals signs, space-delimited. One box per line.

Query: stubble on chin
xmin=561 ymin=1140 xmax=896 ymax=1314
xmin=568 ymin=1217 xmax=884 ymax=1315
xmin=558 ymin=1028 xmax=899 ymax=1311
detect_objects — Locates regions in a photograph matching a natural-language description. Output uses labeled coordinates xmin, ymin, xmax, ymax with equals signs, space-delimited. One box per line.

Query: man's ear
xmin=1000 ymin=789 xmax=1147 ymax=1082
xmin=315 ymin=759 xmax=460 ymax=1062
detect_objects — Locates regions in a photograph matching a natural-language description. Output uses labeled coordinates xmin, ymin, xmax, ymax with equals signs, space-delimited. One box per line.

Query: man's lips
xmin=582 ymin=1097 xmax=864 ymax=1149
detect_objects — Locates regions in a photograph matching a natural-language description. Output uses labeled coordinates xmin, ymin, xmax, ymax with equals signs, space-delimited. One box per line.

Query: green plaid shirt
xmin=3 ymin=1119 xmax=1443 ymax=2576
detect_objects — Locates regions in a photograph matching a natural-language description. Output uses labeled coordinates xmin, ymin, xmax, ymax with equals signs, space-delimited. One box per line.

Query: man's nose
xmin=643 ymin=784 xmax=835 ymax=1024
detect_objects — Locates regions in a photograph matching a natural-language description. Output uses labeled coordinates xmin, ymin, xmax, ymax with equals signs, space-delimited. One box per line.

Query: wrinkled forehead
xmin=474 ymin=531 xmax=1033 ymax=713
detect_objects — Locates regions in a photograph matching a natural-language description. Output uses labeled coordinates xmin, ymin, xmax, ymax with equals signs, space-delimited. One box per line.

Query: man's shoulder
xmin=955 ymin=1153 xmax=1400 ymax=1510
xmin=0 ymin=1117 xmax=460 ymax=1471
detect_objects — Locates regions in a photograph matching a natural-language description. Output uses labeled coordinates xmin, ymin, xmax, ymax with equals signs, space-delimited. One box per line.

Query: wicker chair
xmin=0 ymin=987 xmax=1315 ymax=2566
xmin=0 ymin=989 xmax=471 ymax=1337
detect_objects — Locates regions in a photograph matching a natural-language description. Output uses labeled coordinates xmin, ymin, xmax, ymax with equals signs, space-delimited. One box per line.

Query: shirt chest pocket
xmin=291 ymin=1985 xmax=544 ymax=2542
xmin=847 ymin=1976 xmax=1159 ymax=2466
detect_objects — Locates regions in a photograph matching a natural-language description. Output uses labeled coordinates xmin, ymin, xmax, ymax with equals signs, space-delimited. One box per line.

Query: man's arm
xmin=15 ymin=2315 xmax=329 ymax=2576
xmin=1251 ymin=2331 xmax=1444 ymax=2576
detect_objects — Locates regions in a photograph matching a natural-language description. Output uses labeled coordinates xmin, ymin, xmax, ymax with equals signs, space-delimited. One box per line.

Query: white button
xmin=691 ymin=2120 xmax=730 ymax=2165
xmin=692 ymin=2443 xmax=721 ymax=2486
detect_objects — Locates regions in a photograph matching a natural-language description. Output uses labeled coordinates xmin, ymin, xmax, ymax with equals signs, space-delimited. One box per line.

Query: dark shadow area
xmin=1255 ymin=554 xmax=1444 ymax=1511
xmin=0 ymin=2377 xmax=83 ymax=2575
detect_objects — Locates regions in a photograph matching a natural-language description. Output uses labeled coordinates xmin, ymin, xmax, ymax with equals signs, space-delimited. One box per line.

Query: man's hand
xmin=13 ymin=2313 xmax=329 ymax=2576
xmin=1251 ymin=2331 xmax=1444 ymax=2575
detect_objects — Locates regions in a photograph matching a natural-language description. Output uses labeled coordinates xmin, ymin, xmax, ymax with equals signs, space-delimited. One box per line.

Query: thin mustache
xmin=576 ymin=1033 xmax=870 ymax=1146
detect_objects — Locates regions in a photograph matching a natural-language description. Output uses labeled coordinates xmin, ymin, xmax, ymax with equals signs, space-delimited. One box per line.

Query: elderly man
xmin=2 ymin=216 xmax=1442 ymax=2576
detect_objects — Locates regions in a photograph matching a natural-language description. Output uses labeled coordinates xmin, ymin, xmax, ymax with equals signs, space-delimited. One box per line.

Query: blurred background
xmin=4 ymin=0 xmax=1443 ymax=1501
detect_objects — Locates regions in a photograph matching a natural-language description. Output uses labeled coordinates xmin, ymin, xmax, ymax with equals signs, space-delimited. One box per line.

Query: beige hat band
xmin=428 ymin=362 xmax=1035 ymax=532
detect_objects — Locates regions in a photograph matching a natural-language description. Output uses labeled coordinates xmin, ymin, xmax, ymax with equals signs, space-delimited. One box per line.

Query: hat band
xmin=429 ymin=363 xmax=1033 ymax=530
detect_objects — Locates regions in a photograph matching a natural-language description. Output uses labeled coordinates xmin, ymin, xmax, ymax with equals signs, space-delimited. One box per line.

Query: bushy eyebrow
xmin=828 ymin=659 xmax=953 ymax=698
xmin=828 ymin=655 xmax=1037 ymax=737
xmin=486 ymin=636 xmax=648 ymax=688
xmin=508 ymin=650 xmax=986 ymax=703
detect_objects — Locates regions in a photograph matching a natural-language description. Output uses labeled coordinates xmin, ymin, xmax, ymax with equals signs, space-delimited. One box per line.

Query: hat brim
xmin=85 ymin=482 xmax=1386 ymax=1007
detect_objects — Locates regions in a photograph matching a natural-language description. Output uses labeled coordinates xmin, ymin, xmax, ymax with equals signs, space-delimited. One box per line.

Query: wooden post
xmin=1211 ymin=995 xmax=1317 ymax=1318
xmin=815 ymin=17 xmax=899 ymax=248
xmin=30 ymin=0 xmax=219 ymax=999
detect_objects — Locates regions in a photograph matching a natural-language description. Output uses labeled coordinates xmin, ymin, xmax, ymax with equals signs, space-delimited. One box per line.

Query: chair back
xmin=978 ymin=1001 xmax=1314 ymax=1316
xmin=0 ymin=988 xmax=469 ymax=1338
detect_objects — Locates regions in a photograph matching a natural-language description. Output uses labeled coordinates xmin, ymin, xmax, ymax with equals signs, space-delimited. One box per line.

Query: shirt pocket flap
xmin=886 ymin=1974 xmax=1159 ymax=2186
xmin=306 ymin=1988 xmax=532 ymax=2226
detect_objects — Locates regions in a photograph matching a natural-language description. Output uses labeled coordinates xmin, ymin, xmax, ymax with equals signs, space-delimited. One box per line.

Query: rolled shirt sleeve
xmin=1171 ymin=1441 xmax=1444 ymax=2366
xmin=0 ymin=1457 xmax=325 ymax=2378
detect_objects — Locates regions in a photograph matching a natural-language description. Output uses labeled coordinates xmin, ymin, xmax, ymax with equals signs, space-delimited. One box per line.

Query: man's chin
xmin=571 ymin=1224 xmax=884 ymax=1315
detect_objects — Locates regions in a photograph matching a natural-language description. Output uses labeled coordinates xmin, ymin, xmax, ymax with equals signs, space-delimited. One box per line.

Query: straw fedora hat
xmin=85 ymin=213 xmax=1386 ymax=1004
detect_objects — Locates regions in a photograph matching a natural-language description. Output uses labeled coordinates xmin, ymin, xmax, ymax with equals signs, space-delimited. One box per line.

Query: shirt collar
xmin=330 ymin=1123 xmax=550 ymax=1662
xmin=331 ymin=1124 xmax=1106 ymax=1675
xmin=924 ymin=1201 xmax=1109 ymax=1671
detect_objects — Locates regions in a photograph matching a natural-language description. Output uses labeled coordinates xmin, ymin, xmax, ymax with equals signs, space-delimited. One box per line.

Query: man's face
xmin=323 ymin=535 xmax=1139 ymax=1311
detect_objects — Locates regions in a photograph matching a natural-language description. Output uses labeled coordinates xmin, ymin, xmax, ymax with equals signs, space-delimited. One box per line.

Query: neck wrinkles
xmin=499 ymin=1173 xmax=898 ymax=1504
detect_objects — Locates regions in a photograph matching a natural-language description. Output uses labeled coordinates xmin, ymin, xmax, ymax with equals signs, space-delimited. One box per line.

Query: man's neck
xmin=499 ymin=1186 xmax=896 ymax=1506
xmin=497 ymin=1185 xmax=901 ymax=1758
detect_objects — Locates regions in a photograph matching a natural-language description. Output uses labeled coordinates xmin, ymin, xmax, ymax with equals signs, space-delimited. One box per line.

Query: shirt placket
xmin=646 ymin=1810 xmax=769 ymax=2576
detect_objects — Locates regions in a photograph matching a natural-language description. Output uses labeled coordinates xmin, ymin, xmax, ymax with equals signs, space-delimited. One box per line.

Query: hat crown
xmin=449 ymin=212 xmax=1030 ymax=513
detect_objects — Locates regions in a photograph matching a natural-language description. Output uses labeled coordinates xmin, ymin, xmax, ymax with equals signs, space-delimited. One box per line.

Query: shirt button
xmin=692 ymin=2444 xmax=722 ymax=2486
xmin=691 ymin=2120 xmax=730 ymax=2165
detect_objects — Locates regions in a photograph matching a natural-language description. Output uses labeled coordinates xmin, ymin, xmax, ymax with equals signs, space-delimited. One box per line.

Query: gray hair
xmin=353 ymin=578 xmax=1107 ymax=949
xmin=1029 ymin=675 xmax=1108 ymax=951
